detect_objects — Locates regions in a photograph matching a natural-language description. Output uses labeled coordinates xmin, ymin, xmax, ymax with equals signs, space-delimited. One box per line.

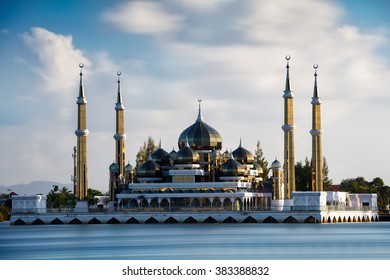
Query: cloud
xmin=22 ymin=27 xmax=90 ymax=92
xmin=102 ymin=1 xmax=184 ymax=35
xmin=98 ymin=0 xmax=390 ymax=186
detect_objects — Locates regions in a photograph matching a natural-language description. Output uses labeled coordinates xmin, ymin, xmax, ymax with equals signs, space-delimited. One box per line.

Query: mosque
xmin=10 ymin=56 xmax=379 ymax=224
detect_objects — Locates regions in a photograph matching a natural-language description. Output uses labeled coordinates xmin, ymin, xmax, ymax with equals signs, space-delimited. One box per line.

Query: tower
xmin=271 ymin=158 xmax=283 ymax=200
xmin=113 ymin=71 xmax=126 ymax=176
xmin=310 ymin=64 xmax=323 ymax=191
xmin=75 ymin=64 xmax=89 ymax=200
xmin=282 ymin=55 xmax=296 ymax=199
xmin=110 ymin=72 xmax=126 ymax=201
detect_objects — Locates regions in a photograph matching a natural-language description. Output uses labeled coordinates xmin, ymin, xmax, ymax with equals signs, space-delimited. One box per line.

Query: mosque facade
xmin=10 ymin=57 xmax=379 ymax=224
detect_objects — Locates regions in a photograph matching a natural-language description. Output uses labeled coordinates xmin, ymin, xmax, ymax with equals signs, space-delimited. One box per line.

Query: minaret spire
xmin=310 ymin=64 xmax=323 ymax=192
xmin=111 ymin=71 xmax=127 ymax=201
xmin=196 ymin=98 xmax=204 ymax=122
xmin=281 ymin=55 xmax=296 ymax=199
xmin=75 ymin=63 xmax=89 ymax=200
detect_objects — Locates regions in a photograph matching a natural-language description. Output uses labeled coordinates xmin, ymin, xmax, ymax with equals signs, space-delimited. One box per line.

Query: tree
xmin=254 ymin=140 xmax=269 ymax=181
xmin=0 ymin=205 xmax=10 ymax=221
xmin=135 ymin=136 xmax=157 ymax=170
xmin=87 ymin=188 xmax=104 ymax=206
xmin=323 ymin=157 xmax=333 ymax=190
xmin=46 ymin=185 xmax=76 ymax=208
xmin=295 ymin=157 xmax=312 ymax=191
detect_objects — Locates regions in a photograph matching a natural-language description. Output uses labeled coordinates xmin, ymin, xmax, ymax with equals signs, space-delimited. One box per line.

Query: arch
xmin=164 ymin=217 xmax=178 ymax=223
xmin=283 ymin=216 xmax=298 ymax=223
xmin=342 ymin=217 xmax=347 ymax=223
xmin=202 ymin=198 xmax=212 ymax=208
xmin=145 ymin=217 xmax=159 ymax=224
xmin=234 ymin=198 xmax=242 ymax=211
xmin=352 ymin=217 xmax=356 ymax=222
xmin=223 ymin=198 xmax=233 ymax=210
xmin=191 ymin=198 xmax=201 ymax=207
xmin=322 ymin=217 xmax=326 ymax=223
xmin=50 ymin=218 xmax=64 ymax=225
xmin=357 ymin=216 xmax=361 ymax=222
xmin=107 ymin=217 xmax=121 ymax=224
xmin=304 ymin=216 xmax=319 ymax=223
xmin=160 ymin=198 xmax=169 ymax=208
xmin=332 ymin=217 xmax=337 ymax=223
xmin=203 ymin=216 xmax=217 ymax=223
xmin=126 ymin=217 xmax=139 ymax=224
xmin=69 ymin=218 xmax=82 ymax=224
xmin=129 ymin=199 xmax=138 ymax=208
xmin=347 ymin=216 xmax=351 ymax=223
xmin=150 ymin=198 xmax=159 ymax=208
xmin=88 ymin=218 xmax=102 ymax=224
xmin=31 ymin=218 xmax=45 ymax=225
xmin=243 ymin=216 xmax=257 ymax=223
xmin=212 ymin=198 xmax=222 ymax=208
xmin=13 ymin=218 xmax=26 ymax=225
xmin=327 ymin=217 xmax=331 ymax=223
xmin=184 ymin=216 xmax=198 ymax=223
xmin=139 ymin=198 xmax=148 ymax=208
xmin=223 ymin=216 xmax=237 ymax=223
xmin=263 ymin=216 xmax=278 ymax=223
xmin=338 ymin=217 xmax=342 ymax=223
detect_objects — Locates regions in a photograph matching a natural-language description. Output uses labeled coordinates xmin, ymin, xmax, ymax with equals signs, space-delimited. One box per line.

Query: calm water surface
xmin=1 ymin=222 xmax=389 ymax=260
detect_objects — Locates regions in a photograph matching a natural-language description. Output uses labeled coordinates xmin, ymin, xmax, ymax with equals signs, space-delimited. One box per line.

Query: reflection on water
xmin=1 ymin=222 xmax=389 ymax=260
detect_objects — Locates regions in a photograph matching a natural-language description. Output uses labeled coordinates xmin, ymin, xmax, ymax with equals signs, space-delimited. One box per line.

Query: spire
xmin=283 ymin=55 xmax=293 ymax=98
xmin=115 ymin=71 xmax=125 ymax=110
xmin=77 ymin=63 xmax=87 ymax=104
xmin=239 ymin=137 xmax=242 ymax=148
xmin=158 ymin=139 xmax=162 ymax=149
xmin=311 ymin=64 xmax=321 ymax=105
xmin=196 ymin=98 xmax=204 ymax=122
xmin=285 ymin=55 xmax=291 ymax=91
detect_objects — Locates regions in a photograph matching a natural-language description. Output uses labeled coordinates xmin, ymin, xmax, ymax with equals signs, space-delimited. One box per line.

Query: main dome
xmin=178 ymin=101 xmax=222 ymax=150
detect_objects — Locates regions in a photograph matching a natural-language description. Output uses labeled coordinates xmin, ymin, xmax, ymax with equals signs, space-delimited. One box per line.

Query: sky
xmin=0 ymin=0 xmax=389 ymax=192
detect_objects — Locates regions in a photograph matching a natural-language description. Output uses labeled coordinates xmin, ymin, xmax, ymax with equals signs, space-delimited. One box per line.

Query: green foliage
xmin=295 ymin=157 xmax=312 ymax=191
xmin=87 ymin=188 xmax=104 ymax=206
xmin=0 ymin=205 xmax=11 ymax=221
xmin=295 ymin=156 xmax=333 ymax=191
xmin=46 ymin=185 xmax=76 ymax=208
xmin=340 ymin=177 xmax=389 ymax=213
xmin=135 ymin=136 xmax=157 ymax=170
xmin=254 ymin=140 xmax=270 ymax=181
xmin=322 ymin=157 xmax=333 ymax=189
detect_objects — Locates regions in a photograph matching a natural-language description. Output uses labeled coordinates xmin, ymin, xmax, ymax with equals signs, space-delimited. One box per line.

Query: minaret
xmin=75 ymin=63 xmax=89 ymax=200
xmin=271 ymin=158 xmax=283 ymax=200
xmin=281 ymin=55 xmax=296 ymax=199
xmin=114 ymin=71 xmax=126 ymax=177
xmin=310 ymin=64 xmax=323 ymax=192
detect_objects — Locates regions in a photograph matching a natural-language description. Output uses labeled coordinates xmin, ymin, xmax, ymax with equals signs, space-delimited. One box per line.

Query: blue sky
xmin=1 ymin=0 xmax=389 ymax=192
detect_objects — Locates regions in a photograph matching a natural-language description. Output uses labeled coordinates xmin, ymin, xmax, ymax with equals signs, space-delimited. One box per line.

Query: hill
xmin=0 ymin=181 xmax=73 ymax=196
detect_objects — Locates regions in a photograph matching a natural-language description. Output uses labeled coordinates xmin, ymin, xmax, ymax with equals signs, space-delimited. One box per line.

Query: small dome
xmin=232 ymin=139 xmax=254 ymax=164
xmin=109 ymin=162 xmax=119 ymax=172
xmin=150 ymin=140 xmax=169 ymax=165
xmin=169 ymin=148 xmax=176 ymax=160
xmin=125 ymin=162 xmax=134 ymax=173
xmin=220 ymin=156 xmax=244 ymax=176
xmin=178 ymin=101 xmax=222 ymax=150
xmin=253 ymin=162 xmax=263 ymax=174
xmin=175 ymin=142 xmax=200 ymax=164
xmin=270 ymin=159 xmax=282 ymax=169
xmin=136 ymin=160 xmax=161 ymax=178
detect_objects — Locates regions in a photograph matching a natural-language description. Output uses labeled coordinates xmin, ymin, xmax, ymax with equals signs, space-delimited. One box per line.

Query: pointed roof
xmin=283 ymin=55 xmax=294 ymax=98
xmin=77 ymin=63 xmax=87 ymax=104
xmin=311 ymin=64 xmax=321 ymax=105
xmin=115 ymin=71 xmax=125 ymax=110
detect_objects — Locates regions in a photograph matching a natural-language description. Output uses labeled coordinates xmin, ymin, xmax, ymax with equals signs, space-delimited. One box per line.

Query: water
xmin=1 ymin=222 xmax=389 ymax=260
